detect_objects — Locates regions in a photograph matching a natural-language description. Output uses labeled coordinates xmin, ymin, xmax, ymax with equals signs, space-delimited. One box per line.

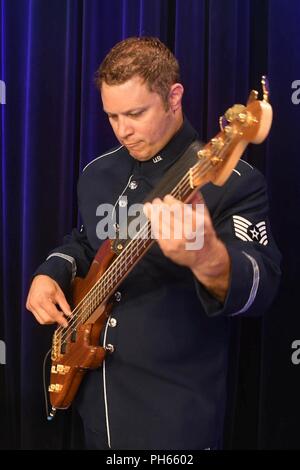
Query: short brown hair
xmin=95 ymin=37 xmax=180 ymax=108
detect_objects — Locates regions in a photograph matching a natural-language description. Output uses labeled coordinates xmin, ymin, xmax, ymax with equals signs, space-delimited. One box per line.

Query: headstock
xmin=191 ymin=76 xmax=273 ymax=187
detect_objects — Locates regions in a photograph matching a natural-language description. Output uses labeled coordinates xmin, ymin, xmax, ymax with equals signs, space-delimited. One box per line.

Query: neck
xmin=153 ymin=110 xmax=183 ymax=158
xmin=172 ymin=109 xmax=184 ymax=133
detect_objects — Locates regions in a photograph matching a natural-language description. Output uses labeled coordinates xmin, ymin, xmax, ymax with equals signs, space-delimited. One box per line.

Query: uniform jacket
xmin=35 ymin=119 xmax=281 ymax=449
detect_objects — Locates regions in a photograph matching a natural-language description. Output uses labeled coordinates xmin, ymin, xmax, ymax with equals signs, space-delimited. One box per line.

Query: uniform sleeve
xmin=195 ymin=163 xmax=281 ymax=317
xmin=33 ymin=225 xmax=95 ymax=293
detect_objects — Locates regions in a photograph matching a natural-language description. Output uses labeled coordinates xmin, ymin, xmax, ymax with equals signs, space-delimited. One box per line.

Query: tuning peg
xmin=211 ymin=137 xmax=224 ymax=152
xmin=225 ymin=104 xmax=258 ymax=127
xmin=197 ymin=148 xmax=211 ymax=159
xmin=219 ymin=115 xmax=229 ymax=131
xmin=261 ymin=75 xmax=270 ymax=102
xmin=247 ymin=89 xmax=258 ymax=105
xmin=225 ymin=104 xmax=247 ymax=123
xmin=224 ymin=125 xmax=236 ymax=136
xmin=210 ymin=156 xmax=224 ymax=166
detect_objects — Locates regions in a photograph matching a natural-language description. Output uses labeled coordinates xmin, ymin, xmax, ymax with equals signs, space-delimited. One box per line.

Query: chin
xmin=129 ymin=151 xmax=151 ymax=161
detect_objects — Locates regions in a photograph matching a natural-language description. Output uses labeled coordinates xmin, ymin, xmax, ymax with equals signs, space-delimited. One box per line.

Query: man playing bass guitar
xmin=26 ymin=37 xmax=281 ymax=450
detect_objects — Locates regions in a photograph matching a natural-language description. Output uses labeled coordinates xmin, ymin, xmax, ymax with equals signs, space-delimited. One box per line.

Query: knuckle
xmin=152 ymin=197 xmax=161 ymax=205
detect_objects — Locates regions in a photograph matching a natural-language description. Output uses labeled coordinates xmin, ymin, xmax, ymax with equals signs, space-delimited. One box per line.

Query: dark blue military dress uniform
xmin=35 ymin=119 xmax=281 ymax=450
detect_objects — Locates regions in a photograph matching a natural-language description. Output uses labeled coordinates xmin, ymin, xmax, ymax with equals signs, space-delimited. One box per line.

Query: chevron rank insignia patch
xmin=232 ymin=215 xmax=268 ymax=245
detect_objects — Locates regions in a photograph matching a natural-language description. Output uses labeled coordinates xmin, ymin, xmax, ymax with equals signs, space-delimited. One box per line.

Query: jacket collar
xmin=131 ymin=117 xmax=199 ymax=178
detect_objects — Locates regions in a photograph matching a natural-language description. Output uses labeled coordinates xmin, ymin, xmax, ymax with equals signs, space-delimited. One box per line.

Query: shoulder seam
xmin=83 ymin=145 xmax=124 ymax=172
xmin=240 ymin=159 xmax=254 ymax=170
xmin=233 ymin=168 xmax=241 ymax=176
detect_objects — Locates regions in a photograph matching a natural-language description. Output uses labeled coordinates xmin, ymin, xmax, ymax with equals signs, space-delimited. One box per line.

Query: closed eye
xmin=105 ymin=108 xmax=147 ymax=120
xmin=127 ymin=110 xmax=145 ymax=118
xmin=106 ymin=112 xmax=118 ymax=120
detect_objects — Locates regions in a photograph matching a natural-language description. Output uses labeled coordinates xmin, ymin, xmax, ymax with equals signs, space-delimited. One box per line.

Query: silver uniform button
xmin=105 ymin=344 xmax=115 ymax=353
xmin=129 ymin=180 xmax=138 ymax=190
xmin=119 ymin=198 xmax=127 ymax=207
xmin=109 ymin=318 xmax=117 ymax=327
xmin=114 ymin=291 xmax=122 ymax=302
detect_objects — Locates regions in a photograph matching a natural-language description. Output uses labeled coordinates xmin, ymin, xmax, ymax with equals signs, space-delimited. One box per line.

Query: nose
xmin=116 ymin=116 xmax=134 ymax=140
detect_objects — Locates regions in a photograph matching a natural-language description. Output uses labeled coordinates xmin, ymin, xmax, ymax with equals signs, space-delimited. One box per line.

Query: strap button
xmin=105 ymin=344 xmax=115 ymax=354
xmin=129 ymin=180 xmax=138 ymax=190
xmin=109 ymin=318 xmax=117 ymax=328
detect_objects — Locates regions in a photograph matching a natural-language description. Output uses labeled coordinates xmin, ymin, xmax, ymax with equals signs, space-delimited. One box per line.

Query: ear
xmin=168 ymin=83 xmax=184 ymax=112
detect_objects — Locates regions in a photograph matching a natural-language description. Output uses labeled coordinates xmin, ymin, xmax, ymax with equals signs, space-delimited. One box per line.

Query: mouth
xmin=125 ymin=142 xmax=141 ymax=148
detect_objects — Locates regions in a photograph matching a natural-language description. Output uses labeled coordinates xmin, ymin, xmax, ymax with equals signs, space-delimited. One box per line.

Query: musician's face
xmin=101 ymin=76 xmax=183 ymax=161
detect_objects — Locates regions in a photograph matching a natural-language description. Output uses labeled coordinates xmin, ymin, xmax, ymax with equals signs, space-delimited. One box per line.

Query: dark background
xmin=0 ymin=0 xmax=299 ymax=449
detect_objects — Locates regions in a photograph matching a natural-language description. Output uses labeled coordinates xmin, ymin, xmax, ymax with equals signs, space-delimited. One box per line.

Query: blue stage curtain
xmin=1 ymin=0 xmax=299 ymax=449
